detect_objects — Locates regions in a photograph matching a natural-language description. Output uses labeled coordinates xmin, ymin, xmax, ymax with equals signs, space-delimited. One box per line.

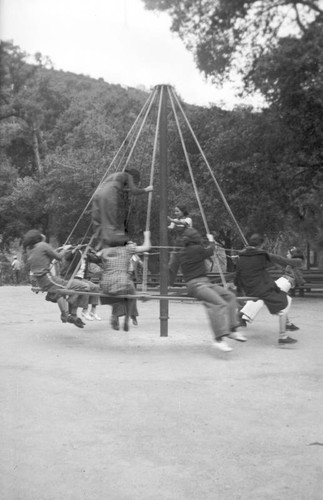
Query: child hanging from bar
xmin=99 ymin=231 xmax=151 ymax=331
xmin=92 ymin=168 xmax=153 ymax=248
xmin=23 ymin=229 xmax=98 ymax=328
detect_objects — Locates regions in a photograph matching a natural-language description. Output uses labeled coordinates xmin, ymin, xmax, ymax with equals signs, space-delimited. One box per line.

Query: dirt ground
xmin=0 ymin=285 xmax=322 ymax=500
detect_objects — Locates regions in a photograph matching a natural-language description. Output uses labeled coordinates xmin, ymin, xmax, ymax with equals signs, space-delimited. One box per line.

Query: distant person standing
xmin=11 ymin=256 xmax=21 ymax=284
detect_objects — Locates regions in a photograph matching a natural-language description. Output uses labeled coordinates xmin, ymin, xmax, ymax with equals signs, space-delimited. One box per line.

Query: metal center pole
xmin=158 ymin=85 xmax=169 ymax=336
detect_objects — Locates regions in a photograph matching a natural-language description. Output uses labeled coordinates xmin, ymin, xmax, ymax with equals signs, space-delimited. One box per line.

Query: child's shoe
xmin=67 ymin=315 xmax=84 ymax=328
xmin=90 ymin=312 xmax=101 ymax=321
xmin=278 ymin=336 xmax=297 ymax=345
xmin=213 ymin=337 xmax=232 ymax=352
xmin=81 ymin=310 xmax=94 ymax=321
xmin=286 ymin=323 xmax=299 ymax=331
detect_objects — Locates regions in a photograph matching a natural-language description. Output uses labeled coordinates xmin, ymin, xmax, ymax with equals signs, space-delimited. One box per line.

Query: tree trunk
xmin=32 ymin=125 xmax=43 ymax=176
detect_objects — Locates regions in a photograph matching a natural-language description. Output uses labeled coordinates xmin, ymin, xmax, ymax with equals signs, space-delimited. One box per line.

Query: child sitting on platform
xmin=23 ymin=229 xmax=97 ymax=328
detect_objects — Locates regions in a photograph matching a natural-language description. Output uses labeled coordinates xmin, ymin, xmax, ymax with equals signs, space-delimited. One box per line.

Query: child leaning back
xmin=23 ymin=229 xmax=92 ymax=328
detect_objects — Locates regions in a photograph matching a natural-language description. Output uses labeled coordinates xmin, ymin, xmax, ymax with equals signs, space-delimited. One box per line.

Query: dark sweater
xmin=179 ymin=244 xmax=214 ymax=282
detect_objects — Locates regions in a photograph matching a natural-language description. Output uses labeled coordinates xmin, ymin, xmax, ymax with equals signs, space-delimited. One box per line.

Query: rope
xmin=142 ymin=86 xmax=164 ymax=292
xmin=123 ymin=87 xmax=159 ymax=172
xmin=170 ymin=89 xmax=248 ymax=247
xmin=124 ymin=89 xmax=159 ymax=231
xmin=63 ymin=90 xmax=157 ymax=246
xmin=168 ymin=87 xmax=227 ymax=288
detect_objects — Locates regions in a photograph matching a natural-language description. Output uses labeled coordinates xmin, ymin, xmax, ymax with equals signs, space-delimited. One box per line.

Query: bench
xmin=144 ymin=269 xmax=323 ymax=297
xmin=268 ymin=269 xmax=323 ymax=296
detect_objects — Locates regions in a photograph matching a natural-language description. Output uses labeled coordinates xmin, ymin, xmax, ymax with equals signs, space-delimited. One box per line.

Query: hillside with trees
xmin=0 ymin=30 xmax=322 ymax=270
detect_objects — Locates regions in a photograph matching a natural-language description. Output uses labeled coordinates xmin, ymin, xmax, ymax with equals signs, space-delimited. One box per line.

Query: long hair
xmin=176 ymin=205 xmax=189 ymax=217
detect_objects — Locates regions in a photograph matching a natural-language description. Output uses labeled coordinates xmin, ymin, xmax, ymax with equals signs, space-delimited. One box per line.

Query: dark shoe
xmin=74 ymin=317 xmax=85 ymax=328
xmin=278 ymin=336 xmax=297 ymax=345
xmin=111 ymin=315 xmax=120 ymax=331
xmin=67 ymin=315 xmax=84 ymax=328
xmin=123 ymin=317 xmax=129 ymax=332
xmin=61 ymin=312 xmax=68 ymax=323
xmin=286 ymin=323 xmax=299 ymax=331
xmin=131 ymin=317 xmax=138 ymax=326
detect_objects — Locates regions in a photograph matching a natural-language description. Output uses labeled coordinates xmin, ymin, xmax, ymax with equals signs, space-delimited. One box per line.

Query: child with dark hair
xmin=23 ymin=229 xmax=96 ymax=328
xmin=179 ymin=228 xmax=245 ymax=352
xmin=92 ymin=169 xmax=153 ymax=248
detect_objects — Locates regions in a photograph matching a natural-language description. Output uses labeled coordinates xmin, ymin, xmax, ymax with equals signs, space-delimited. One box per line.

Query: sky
xmin=0 ymin=0 xmax=256 ymax=108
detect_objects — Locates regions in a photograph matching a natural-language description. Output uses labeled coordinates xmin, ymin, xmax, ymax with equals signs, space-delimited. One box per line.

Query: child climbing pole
xmin=91 ymin=168 xmax=153 ymax=248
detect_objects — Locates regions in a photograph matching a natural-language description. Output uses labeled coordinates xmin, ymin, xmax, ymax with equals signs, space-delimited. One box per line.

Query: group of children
xmin=24 ymin=169 xmax=152 ymax=330
xmin=24 ymin=168 xmax=304 ymax=351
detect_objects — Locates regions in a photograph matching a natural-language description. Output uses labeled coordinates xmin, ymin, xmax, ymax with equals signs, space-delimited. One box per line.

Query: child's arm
xmin=45 ymin=243 xmax=63 ymax=262
xmin=135 ymin=231 xmax=151 ymax=253
xmin=126 ymin=173 xmax=153 ymax=195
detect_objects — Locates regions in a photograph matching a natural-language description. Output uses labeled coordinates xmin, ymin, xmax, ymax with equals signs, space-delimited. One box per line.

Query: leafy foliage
xmin=142 ymin=0 xmax=323 ymax=86
xmin=0 ymin=38 xmax=322 ymax=267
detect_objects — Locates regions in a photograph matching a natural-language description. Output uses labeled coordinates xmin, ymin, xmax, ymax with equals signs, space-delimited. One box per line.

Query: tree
xmin=142 ymin=1 xmax=323 ymax=88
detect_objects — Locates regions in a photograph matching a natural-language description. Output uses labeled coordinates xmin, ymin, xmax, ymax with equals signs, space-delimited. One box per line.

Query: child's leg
xmin=277 ymin=296 xmax=297 ymax=344
xmin=67 ymin=303 xmax=84 ymax=328
xmin=89 ymin=295 xmax=101 ymax=320
xmin=240 ymin=300 xmax=264 ymax=322
xmin=57 ymin=297 xmax=69 ymax=322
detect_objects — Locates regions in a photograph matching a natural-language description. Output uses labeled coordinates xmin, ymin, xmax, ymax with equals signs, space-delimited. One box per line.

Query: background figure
xmin=285 ymin=247 xmax=306 ymax=289
xmin=11 ymin=256 xmax=21 ymax=284
xmin=168 ymin=205 xmax=193 ymax=286
xmin=235 ymin=233 xmax=303 ymax=345
xmin=92 ymin=168 xmax=153 ymax=248
xmin=283 ymin=246 xmax=306 ymax=330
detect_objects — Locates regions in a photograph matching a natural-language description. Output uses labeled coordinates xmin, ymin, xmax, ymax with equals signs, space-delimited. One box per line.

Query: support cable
xmin=142 ymin=86 xmax=164 ymax=292
xmin=168 ymin=87 xmax=227 ymax=287
xmin=122 ymin=87 xmax=159 ymax=172
xmin=63 ymin=89 xmax=157 ymax=246
xmin=170 ymin=88 xmax=248 ymax=247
